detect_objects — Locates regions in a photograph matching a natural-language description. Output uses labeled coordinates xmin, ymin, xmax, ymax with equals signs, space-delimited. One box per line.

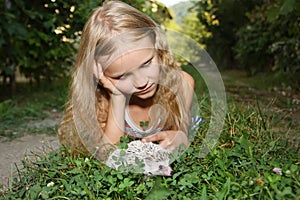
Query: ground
xmin=0 ymin=70 xmax=299 ymax=189
xmin=0 ymin=134 xmax=59 ymax=187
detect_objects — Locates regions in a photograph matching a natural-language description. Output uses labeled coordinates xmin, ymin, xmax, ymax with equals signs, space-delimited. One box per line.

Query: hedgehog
xmin=105 ymin=140 xmax=173 ymax=176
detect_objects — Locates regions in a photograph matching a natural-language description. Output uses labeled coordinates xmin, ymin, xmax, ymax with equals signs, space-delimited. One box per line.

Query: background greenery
xmin=0 ymin=0 xmax=299 ymax=199
xmin=0 ymin=0 xmax=170 ymax=91
xmin=167 ymin=0 xmax=300 ymax=88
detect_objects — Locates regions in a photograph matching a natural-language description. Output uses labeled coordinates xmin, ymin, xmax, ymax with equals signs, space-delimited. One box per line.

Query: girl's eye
xmin=117 ymin=74 xmax=128 ymax=80
xmin=112 ymin=73 xmax=127 ymax=80
xmin=142 ymin=59 xmax=152 ymax=68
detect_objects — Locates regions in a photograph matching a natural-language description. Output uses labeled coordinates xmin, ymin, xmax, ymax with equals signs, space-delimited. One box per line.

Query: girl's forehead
xmin=115 ymin=36 xmax=154 ymax=56
xmin=101 ymin=36 xmax=155 ymax=70
xmin=103 ymin=47 xmax=155 ymax=75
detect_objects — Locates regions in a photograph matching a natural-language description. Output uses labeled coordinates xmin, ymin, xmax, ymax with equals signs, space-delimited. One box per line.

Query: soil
xmin=0 ymin=134 xmax=60 ymax=188
xmin=0 ymin=111 xmax=62 ymax=189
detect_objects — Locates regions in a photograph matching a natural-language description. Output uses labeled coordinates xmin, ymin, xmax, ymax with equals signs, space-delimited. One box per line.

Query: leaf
xmin=239 ymin=134 xmax=253 ymax=156
xmin=265 ymin=6 xmax=280 ymax=21
xmin=290 ymin=164 xmax=298 ymax=173
xmin=201 ymin=185 xmax=207 ymax=200
xmin=120 ymin=149 xmax=126 ymax=157
xmin=145 ymin=177 xmax=170 ymax=200
xmin=279 ymin=0 xmax=295 ymax=15
xmin=216 ymin=178 xmax=231 ymax=200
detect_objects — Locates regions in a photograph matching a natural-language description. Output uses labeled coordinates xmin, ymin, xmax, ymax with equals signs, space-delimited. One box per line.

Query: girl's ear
xmin=93 ymin=61 xmax=102 ymax=80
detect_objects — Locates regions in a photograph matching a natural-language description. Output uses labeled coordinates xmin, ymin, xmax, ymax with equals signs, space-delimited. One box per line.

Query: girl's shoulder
xmin=180 ymin=70 xmax=194 ymax=89
xmin=178 ymin=70 xmax=195 ymax=112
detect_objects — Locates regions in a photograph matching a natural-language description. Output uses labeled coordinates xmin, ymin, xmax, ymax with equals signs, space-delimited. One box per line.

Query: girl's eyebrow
xmin=142 ymin=53 xmax=154 ymax=66
xmin=109 ymin=52 xmax=155 ymax=79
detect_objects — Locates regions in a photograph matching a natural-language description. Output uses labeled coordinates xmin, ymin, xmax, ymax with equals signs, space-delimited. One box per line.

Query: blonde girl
xmin=58 ymin=0 xmax=195 ymax=161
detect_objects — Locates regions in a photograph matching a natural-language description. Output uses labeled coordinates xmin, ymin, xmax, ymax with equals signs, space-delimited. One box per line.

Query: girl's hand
xmin=94 ymin=62 xmax=123 ymax=96
xmin=141 ymin=130 xmax=189 ymax=152
xmin=99 ymin=72 xmax=124 ymax=96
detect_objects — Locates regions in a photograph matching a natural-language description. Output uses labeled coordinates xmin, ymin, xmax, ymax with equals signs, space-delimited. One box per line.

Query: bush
xmin=234 ymin=3 xmax=300 ymax=79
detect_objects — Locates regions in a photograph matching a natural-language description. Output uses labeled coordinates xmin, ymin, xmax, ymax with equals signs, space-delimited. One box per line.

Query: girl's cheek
xmin=148 ymin=65 xmax=160 ymax=80
xmin=115 ymin=80 xmax=133 ymax=93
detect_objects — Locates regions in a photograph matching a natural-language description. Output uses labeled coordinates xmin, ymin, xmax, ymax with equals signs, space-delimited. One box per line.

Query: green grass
xmin=221 ymin=70 xmax=299 ymax=91
xmin=0 ymin=71 xmax=299 ymax=199
xmin=1 ymin=100 xmax=299 ymax=199
xmin=0 ymin=79 xmax=69 ymax=141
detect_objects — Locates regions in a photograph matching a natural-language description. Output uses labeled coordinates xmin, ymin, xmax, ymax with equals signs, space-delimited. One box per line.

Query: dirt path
xmin=0 ymin=134 xmax=60 ymax=187
xmin=0 ymin=111 xmax=62 ymax=189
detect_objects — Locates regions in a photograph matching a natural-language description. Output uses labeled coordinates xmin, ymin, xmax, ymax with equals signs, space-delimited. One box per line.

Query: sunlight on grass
xmin=0 ymin=72 xmax=299 ymax=199
xmin=1 ymin=95 xmax=299 ymax=199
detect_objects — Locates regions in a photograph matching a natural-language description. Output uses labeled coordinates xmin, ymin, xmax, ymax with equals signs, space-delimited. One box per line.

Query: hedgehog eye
xmin=159 ymin=165 xmax=163 ymax=170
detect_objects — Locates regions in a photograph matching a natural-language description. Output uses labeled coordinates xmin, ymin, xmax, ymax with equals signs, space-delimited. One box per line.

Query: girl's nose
xmin=133 ymin=74 xmax=148 ymax=89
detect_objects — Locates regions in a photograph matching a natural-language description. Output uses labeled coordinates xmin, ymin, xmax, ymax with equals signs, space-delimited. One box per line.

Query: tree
xmin=164 ymin=2 xmax=212 ymax=65
xmin=0 ymin=0 xmax=95 ymax=85
xmin=234 ymin=0 xmax=300 ymax=80
xmin=193 ymin=0 xmax=257 ymax=69
xmin=0 ymin=0 xmax=171 ymax=91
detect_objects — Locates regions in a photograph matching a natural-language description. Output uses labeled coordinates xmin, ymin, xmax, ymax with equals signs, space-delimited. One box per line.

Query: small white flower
xmin=47 ymin=181 xmax=55 ymax=187
xmin=85 ymin=158 xmax=89 ymax=163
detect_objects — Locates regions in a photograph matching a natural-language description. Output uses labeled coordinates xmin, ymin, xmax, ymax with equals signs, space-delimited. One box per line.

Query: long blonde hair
xmin=58 ymin=1 xmax=188 ymax=160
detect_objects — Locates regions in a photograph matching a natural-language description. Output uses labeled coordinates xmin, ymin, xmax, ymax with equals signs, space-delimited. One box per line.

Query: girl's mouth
xmin=138 ymin=84 xmax=154 ymax=94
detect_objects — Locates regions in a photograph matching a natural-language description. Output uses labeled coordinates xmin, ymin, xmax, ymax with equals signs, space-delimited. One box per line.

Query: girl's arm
xmin=94 ymin=63 xmax=126 ymax=145
xmin=142 ymin=70 xmax=195 ymax=152
xmin=104 ymin=94 xmax=126 ymax=145
xmin=180 ymin=70 xmax=195 ymax=117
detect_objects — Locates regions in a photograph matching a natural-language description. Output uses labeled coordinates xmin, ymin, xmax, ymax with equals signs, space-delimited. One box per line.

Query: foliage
xmin=164 ymin=2 xmax=212 ymax=65
xmin=0 ymin=0 xmax=89 ymax=83
xmin=126 ymin=0 xmax=172 ymax=24
xmin=0 ymin=0 xmax=171 ymax=86
xmin=167 ymin=1 xmax=194 ymax=25
xmin=234 ymin=0 xmax=300 ymax=82
xmin=193 ymin=0 xmax=257 ymax=69
xmin=1 ymin=96 xmax=299 ymax=199
xmin=193 ymin=0 xmax=300 ymax=87
xmin=180 ymin=11 xmax=211 ymax=49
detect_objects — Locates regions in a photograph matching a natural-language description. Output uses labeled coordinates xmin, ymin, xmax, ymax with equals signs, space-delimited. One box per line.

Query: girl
xmin=58 ymin=1 xmax=195 ymax=161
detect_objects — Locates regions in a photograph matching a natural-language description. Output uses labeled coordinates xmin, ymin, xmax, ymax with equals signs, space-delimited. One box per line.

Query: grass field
xmin=0 ymin=69 xmax=299 ymax=199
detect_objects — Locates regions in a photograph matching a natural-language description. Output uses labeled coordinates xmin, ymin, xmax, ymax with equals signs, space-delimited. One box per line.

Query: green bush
xmin=193 ymin=0 xmax=300 ymax=87
xmin=234 ymin=2 xmax=300 ymax=79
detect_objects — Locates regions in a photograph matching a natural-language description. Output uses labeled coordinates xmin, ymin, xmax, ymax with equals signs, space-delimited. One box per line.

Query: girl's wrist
xmin=110 ymin=93 xmax=126 ymax=107
xmin=111 ymin=93 xmax=126 ymax=101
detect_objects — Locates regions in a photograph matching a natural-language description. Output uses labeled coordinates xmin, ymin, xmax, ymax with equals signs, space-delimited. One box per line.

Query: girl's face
xmin=103 ymin=37 xmax=160 ymax=99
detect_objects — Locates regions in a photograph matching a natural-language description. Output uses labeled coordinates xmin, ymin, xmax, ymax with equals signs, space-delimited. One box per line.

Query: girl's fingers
xmin=98 ymin=74 xmax=122 ymax=95
xmin=93 ymin=61 xmax=103 ymax=79
xmin=159 ymin=140 xmax=170 ymax=150
xmin=142 ymin=131 xmax=188 ymax=152
xmin=142 ymin=132 xmax=164 ymax=143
